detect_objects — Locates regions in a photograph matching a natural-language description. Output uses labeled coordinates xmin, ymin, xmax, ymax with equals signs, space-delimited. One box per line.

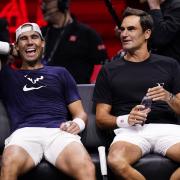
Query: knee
xmin=1 ymin=153 xmax=18 ymax=173
xmin=107 ymin=151 xmax=129 ymax=174
xmin=81 ymin=159 xmax=96 ymax=175
xmin=2 ymin=151 xmax=20 ymax=165
xmin=75 ymin=158 xmax=95 ymax=177
xmin=1 ymin=148 xmax=24 ymax=173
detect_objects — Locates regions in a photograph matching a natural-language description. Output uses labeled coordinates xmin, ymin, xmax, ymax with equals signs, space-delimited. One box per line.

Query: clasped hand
xmin=60 ymin=121 xmax=80 ymax=134
xmin=128 ymin=105 xmax=150 ymax=126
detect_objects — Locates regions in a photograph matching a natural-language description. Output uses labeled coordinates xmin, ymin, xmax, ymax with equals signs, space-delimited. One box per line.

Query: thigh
xmin=54 ymin=142 xmax=92 ymax=174
xmin=44 ymin=131 xmax=82 ymax=166
xmin=155 ymin=135 xmax=180 ymax=162
xmin=109 ymin=141 xmax=143 ymax=165
xmin=113 ymin=128 xmax=151 ymax=157
xmin=2 ymin=145 xmax=35 ymax=175
xmin=5 ymin=128 xmax=43 ymax=166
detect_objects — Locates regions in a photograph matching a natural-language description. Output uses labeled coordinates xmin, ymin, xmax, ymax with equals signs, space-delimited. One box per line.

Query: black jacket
xmin=41 ymin=17 xmax=108 ymax=84
xmin=149 ymin=0 xmax=180 ymax=62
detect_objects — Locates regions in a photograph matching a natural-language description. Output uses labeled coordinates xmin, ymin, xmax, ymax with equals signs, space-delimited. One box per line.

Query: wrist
xmin=147 ymin=1 xmax=161 ymax=10
xmin=72 ymin=118 xmax=85 ymax=132
xmin=116 ymin=115 xmax=130 ymax=128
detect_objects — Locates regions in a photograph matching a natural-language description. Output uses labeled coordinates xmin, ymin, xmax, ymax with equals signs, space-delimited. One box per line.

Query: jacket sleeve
xmin=87 ymin=27 xmax=109 ymax=65
xmin=150 ymin=6 xmax=180 ymax=47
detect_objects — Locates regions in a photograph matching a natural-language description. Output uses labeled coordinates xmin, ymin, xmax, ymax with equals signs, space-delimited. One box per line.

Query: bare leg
xmin=0 ymin=145 xmax=35 ymax=180
xmin=108 ymin=141 xmax=145 ymax=180
xmin=55 ymin=142 xmax=96 ymax=180
xmin=166 ymin=143 xmax=180 ymax=180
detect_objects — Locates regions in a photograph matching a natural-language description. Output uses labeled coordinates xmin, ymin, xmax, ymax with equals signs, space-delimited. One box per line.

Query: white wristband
xmin=72 ymin=118 xmax=85 ymax=132
xmin=116 ymin=114 xmax=130 ymax=128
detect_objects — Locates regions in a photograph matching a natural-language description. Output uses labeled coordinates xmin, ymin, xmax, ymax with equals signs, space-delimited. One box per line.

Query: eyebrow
xmin=120 ymin=26 xmax=136 ymax=30
xmin=19 ymin=33 xmax=40 ymax=39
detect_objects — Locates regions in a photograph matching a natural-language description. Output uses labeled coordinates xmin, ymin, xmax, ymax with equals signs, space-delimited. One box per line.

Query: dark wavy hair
xmin=122 ymin=7 xmax=154 ymax=32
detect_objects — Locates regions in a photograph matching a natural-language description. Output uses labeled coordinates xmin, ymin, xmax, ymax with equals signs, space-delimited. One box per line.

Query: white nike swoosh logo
xmin=23 ymin=85 xmax=46 ymax=92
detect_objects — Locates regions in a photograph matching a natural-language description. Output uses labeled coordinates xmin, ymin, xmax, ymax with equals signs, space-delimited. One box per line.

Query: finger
xmin=68 ymin=128 xmax=79 ymax=135
xmin=60 ymin=122 xmax=67 ymax=131
xmin=129 ymin=114 xmax=145 ymax=125
xmin=67 ymin=126 xmax=79 ymax=134
xmin=147 ymin=87 xmax=162 ymax=96
xmin=133 ymin=119 xmax=145 ymax=125
xmin=134 ymin=114 xmax=147 ymax=121
xmin=129 ymin=112 xmax=147 ymax=125
xmin=133 ymin=105 xmax=145 ymax=111
xmin=141 ymin=108 xmax=151 ymax=114
xmin=150 ymin=92 xmax=165 ymax=101
xmin=66 ymin=122 xmax=80 ymax=134
xmin=60 ymin=122 xmax=70 ymax=131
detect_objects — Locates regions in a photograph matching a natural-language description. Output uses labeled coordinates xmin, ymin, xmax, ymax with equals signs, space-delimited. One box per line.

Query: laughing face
xmin=16 ymin=31 xmax=45 ymax=64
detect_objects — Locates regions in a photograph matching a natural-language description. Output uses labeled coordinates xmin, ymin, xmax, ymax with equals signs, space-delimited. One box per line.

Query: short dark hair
xmin=122 ymin=7 xmax=153 ymax=32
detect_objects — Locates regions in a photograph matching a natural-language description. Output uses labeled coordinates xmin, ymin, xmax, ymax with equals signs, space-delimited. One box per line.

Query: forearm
xmin=96 ymin=113 xmax=117 ymax=129
xmin=96 ymin=106 xmax=148 ymax=129
xmin=68 ymin=100 xmax=87 ymax=124
xmin=72 ymin=111 xmax=87 ymax=125
xmin=167 ymin=94 xmax=180 ymax=115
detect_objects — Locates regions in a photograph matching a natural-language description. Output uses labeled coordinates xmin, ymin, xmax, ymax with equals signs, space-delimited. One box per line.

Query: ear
xmin=12 ymin=44 xmax=19 ymax=56
xmin=14 ymin=43 xmax=19 ymax=51
xmin=144 ymin=29 xmax=152 ymax=40
xmin=41 ymin=40 xmax=45 ymax=48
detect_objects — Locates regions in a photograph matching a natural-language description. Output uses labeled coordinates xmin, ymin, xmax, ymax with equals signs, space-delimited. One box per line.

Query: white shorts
xmin=112 ymin=123 xmax=180 ymax=156
xmin=5 ymin=127 xmax=82 ymax=166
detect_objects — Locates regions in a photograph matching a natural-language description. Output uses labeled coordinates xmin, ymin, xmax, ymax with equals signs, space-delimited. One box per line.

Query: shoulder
xmin=103 ymin=58 xmax=125 ymax=70
xmin=44 ymin=66 xmax=69 ymax=73
xmin=150 ymin=54 xmax=180 ymax=70
xmin=150 ymin=53 xmax=178 ymax=64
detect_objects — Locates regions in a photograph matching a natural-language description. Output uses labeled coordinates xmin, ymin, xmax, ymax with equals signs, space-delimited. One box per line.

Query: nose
xmin=121 ymin=29 xmax=128 ymax=37
xmin=27 ymin=37 xmax=33 ymax=45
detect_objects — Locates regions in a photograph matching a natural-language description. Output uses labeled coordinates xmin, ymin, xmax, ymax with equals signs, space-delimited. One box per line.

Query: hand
xmin=146 ymin=85 xmax=171 ymax=103
xmin=146 ymin=0 xmax=162 ymax=9
xmin=60 ymin=121 xmax=80 ymax=135
xmin=128 ymin=105 xmax=150 ymax=126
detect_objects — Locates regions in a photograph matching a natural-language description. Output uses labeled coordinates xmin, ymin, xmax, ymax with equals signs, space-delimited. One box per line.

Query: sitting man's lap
xmin=113 ymin=124 xmax=180 ymax=156
xmin=5 ymin=127 xmax=82 ymax=165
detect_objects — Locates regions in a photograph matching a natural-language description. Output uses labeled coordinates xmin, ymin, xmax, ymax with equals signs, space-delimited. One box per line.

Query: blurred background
xmin=0 ymin=0 xmax=127 ymax=58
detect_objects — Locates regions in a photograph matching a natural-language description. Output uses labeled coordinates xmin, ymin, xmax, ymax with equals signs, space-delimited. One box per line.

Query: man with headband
xmin=0 ymin=22 xmax=96 ymax=180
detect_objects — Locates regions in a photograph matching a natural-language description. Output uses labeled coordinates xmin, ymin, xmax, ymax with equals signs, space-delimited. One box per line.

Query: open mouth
xmin=25 ymin=48 xmax=36 ymax=57
xmin=122 ymin=39 xmax=132 ymax=45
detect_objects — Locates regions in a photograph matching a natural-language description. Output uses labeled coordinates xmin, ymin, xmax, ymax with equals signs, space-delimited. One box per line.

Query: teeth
xmin=26 ymin=48 xmax=36 ymax=53
xmin=26 ymin=48 xmax=35 ymax=52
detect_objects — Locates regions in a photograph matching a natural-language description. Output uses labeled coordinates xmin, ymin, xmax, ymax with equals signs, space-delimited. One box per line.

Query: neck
xmin=124 ymin=49 xmax=150 ymax=62
xmin=21 ymin=61 xmax=44 ymax=70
